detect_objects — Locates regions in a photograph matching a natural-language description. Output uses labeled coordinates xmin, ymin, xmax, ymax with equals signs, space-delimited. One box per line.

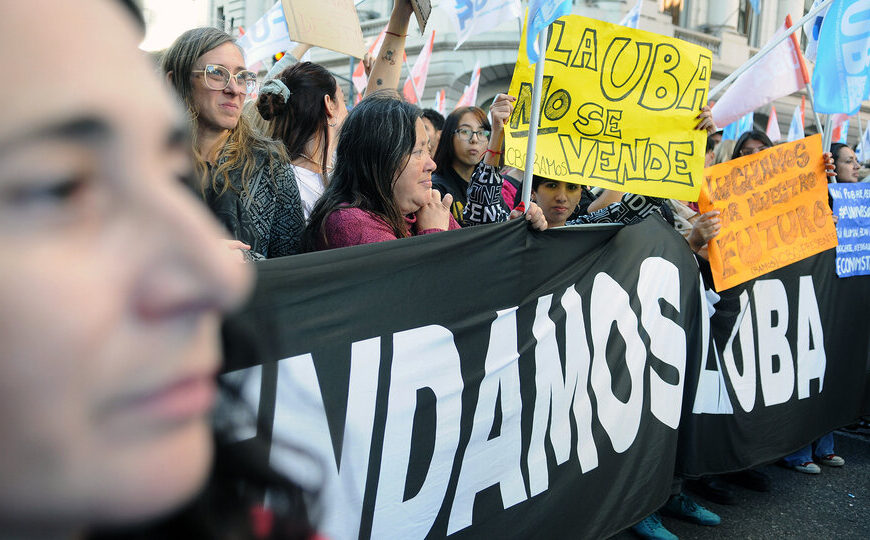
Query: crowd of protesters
xmin=2 ymin=1 xmax=867 ymax=539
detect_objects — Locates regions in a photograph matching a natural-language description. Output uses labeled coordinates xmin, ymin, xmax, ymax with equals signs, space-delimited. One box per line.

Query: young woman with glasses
xmin=431 ymin=105 xmax=502 ymax=225
xmin=162 ymin=27 xmax=305 ymax=259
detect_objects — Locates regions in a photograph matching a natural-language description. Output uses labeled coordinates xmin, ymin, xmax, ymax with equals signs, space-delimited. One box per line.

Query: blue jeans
xmin=783 ymin=432 xmax=835 ymax=466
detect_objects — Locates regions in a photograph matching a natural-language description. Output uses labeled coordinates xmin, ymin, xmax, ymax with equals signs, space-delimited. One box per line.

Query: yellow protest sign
xmin=505 ymin=15 xmax=712 ymax=201
xmin=698 ymin=135 xmax=838 ymax=291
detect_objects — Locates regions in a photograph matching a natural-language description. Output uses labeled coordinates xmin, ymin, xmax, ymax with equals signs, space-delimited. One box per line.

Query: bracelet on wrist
xmin=485 ymin=148 xmax=502 ymax=156
xmin=385 ymin=31 xmax=407 ymax=37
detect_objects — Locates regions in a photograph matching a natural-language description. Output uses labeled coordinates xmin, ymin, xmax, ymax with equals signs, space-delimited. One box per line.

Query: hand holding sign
xmin=696 ymin=105 xmax=717 ymax=134
xmin=490 ymin=93 xmax=515 ymax=132
xmin=688 ymin=210 xmax=721 ymax=255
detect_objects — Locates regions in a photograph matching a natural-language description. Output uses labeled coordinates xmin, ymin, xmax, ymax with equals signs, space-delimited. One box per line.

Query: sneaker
xmin=819 ymin=454 xmax=845 ymax=467
xmin=630 ymin=513 xmax=678 ymax=540
xmin=661 ymin=493 xmax=721 ymax=526
xmin=791 ymin=461 xmax=821 ymax=474
xmin=685 ymin=476 xmax=737 ymax=505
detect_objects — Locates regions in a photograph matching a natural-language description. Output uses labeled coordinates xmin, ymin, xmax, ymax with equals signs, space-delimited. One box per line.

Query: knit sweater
xmin=317 ymin=207 xmax=460 ymax=250
xmin=204 ymin=147 xmax=305 ymax=259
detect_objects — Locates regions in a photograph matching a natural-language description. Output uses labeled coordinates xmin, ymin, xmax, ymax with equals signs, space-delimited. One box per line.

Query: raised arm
xmin=364 ymin=0 xmax=413 ymax=95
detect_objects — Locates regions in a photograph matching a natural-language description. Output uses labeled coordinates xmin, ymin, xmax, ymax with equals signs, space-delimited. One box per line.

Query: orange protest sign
xmin=699 ymin=134 xmax=838 ymax=291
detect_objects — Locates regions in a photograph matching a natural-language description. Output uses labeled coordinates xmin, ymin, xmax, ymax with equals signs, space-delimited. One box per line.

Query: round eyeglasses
xmin=454 ymin=127 xmax=491 ymax=142
xmin=193 ymin=64 xmax=258 ymax=95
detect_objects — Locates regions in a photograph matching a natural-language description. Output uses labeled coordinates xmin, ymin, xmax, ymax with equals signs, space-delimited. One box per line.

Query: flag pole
xmin=822 ymin=114 xmax=836 ymax=184
xmin=521 ymin=29 xmax=548 ymax=210
xmin=709 ymin=0 xmax=834 ymax=100
xmin=803 ymin=82 xmax=824 ymax=136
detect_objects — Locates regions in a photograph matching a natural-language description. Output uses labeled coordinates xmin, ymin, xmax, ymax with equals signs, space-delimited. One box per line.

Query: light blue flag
xmin=526 ymin=0 xmax=572 ymax=64
xmin=749 ymin=0 xmax=761 ymax=14
xmin=722 ymin=112 xmax=755 ymax=141
xmin=812 ymin=0 xmax=870 ymax=114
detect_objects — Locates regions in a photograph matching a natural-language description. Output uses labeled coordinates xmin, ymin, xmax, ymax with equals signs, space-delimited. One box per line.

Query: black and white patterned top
xmin=204 ymin=147 xmax=305 ymax=259
xmin=463 ymin=162 xmax=665 ymax=227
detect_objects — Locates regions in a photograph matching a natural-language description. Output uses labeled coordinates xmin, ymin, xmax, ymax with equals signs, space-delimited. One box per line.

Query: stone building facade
xmin=205 ymin=0 xmax=865 ymax=143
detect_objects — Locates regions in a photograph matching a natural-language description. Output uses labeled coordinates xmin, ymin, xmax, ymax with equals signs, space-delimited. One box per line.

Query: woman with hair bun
xmin=257 ymin=61 xmax=347 ymax=219
xmin=162 ymin=27 xmax=305 ymax=259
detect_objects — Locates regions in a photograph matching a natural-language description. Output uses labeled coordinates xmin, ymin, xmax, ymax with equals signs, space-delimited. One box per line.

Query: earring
xmin=328 ymin=121 xmax=337 ymax=127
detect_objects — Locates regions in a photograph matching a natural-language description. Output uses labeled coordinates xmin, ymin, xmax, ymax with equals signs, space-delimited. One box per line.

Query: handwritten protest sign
xmin=699 ymin=135 xmax=837 ymax=291
xmin=829 ymin=183 xmax=870 ymax=277
xmin=505 ymin=15 xmax=712 ymax=201
xmin=281 ymin=0 xmax=365 ymax=58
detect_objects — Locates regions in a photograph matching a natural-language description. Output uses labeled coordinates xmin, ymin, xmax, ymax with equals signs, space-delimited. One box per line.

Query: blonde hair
xmin=161 ymin=27 xmax=286 ymax=196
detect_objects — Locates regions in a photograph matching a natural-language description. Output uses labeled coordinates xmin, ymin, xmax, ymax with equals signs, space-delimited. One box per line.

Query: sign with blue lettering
xmin=829 ymin=182 xmax=870 ymax=276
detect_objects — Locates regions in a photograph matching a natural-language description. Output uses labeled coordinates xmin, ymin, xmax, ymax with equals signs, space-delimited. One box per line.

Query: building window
xmin=216 ymin=6 xmax=225 ymax=30
xmin=737 ymin=0 xmax=759 ymax=45
xmin=661 ymin=0 xmax=685 ymax=27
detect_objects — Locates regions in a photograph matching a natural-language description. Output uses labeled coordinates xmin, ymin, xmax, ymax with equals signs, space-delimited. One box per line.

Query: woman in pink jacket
xmin=303 ymin=92 xmax=545 ymax=250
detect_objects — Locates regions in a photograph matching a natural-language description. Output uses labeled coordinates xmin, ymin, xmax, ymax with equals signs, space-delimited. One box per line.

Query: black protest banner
xmin=223 ymin=218 xmax=703 ymax=539
xmin=677 ymin=248 xmax=870 ymax=476
xmin=222 ymin=218 xmax=870 ymax=538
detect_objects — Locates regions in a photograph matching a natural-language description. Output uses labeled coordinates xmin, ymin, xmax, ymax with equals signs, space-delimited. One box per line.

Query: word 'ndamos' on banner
xmin=699 ymin=134 xmax=837 ymax=291
xmin=504 ymin=14 xmax=712 ymax=200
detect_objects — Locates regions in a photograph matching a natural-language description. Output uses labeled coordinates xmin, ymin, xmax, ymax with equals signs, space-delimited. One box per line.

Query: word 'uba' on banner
xmin=699 ymin=134 xmax=838 ymax=291
xmin=505 ymin=15 xmax=712 ymax=201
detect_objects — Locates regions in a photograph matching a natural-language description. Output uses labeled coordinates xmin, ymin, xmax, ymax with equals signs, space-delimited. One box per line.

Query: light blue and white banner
xmin=444 ymin=0 xmax=522 ymax=49
xmin=830 ymin=183 xmax=870 ymax=277
xmin=811 ymin=0 xmax=870 ymax=115
xmin=804 ymin=0 xmax=831 ymax=62
xmin=237 ymin=1 xmax=296 ymax=66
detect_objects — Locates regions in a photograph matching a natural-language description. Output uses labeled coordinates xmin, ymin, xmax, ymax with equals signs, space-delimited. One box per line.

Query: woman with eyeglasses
xmin=162 ymin=27 xmax=305 ymax=259
xmin=431 ymin=105 xmax=509 ymax=226
xmin=731 ymin=129 xmax=774 ymax=159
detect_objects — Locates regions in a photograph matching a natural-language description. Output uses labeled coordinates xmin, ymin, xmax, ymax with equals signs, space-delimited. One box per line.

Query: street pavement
xmin=612 ymin=428 xmax=870 ymax=539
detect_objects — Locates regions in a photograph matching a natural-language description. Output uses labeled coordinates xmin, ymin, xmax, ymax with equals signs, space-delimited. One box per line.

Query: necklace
xmin=297 ymin=152 xmax=334 ymax=174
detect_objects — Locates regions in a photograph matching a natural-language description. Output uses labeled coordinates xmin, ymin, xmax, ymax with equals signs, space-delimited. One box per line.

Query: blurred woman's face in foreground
xmin=0 ymin=0 xmax=251 ymax=533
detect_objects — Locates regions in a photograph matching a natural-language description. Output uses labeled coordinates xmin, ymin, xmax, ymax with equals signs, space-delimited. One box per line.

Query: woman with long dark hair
xmin=303 ymin=92 xmax=458 ymax=250
xmin=830 ymin=142 xmax=861 ymax=183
